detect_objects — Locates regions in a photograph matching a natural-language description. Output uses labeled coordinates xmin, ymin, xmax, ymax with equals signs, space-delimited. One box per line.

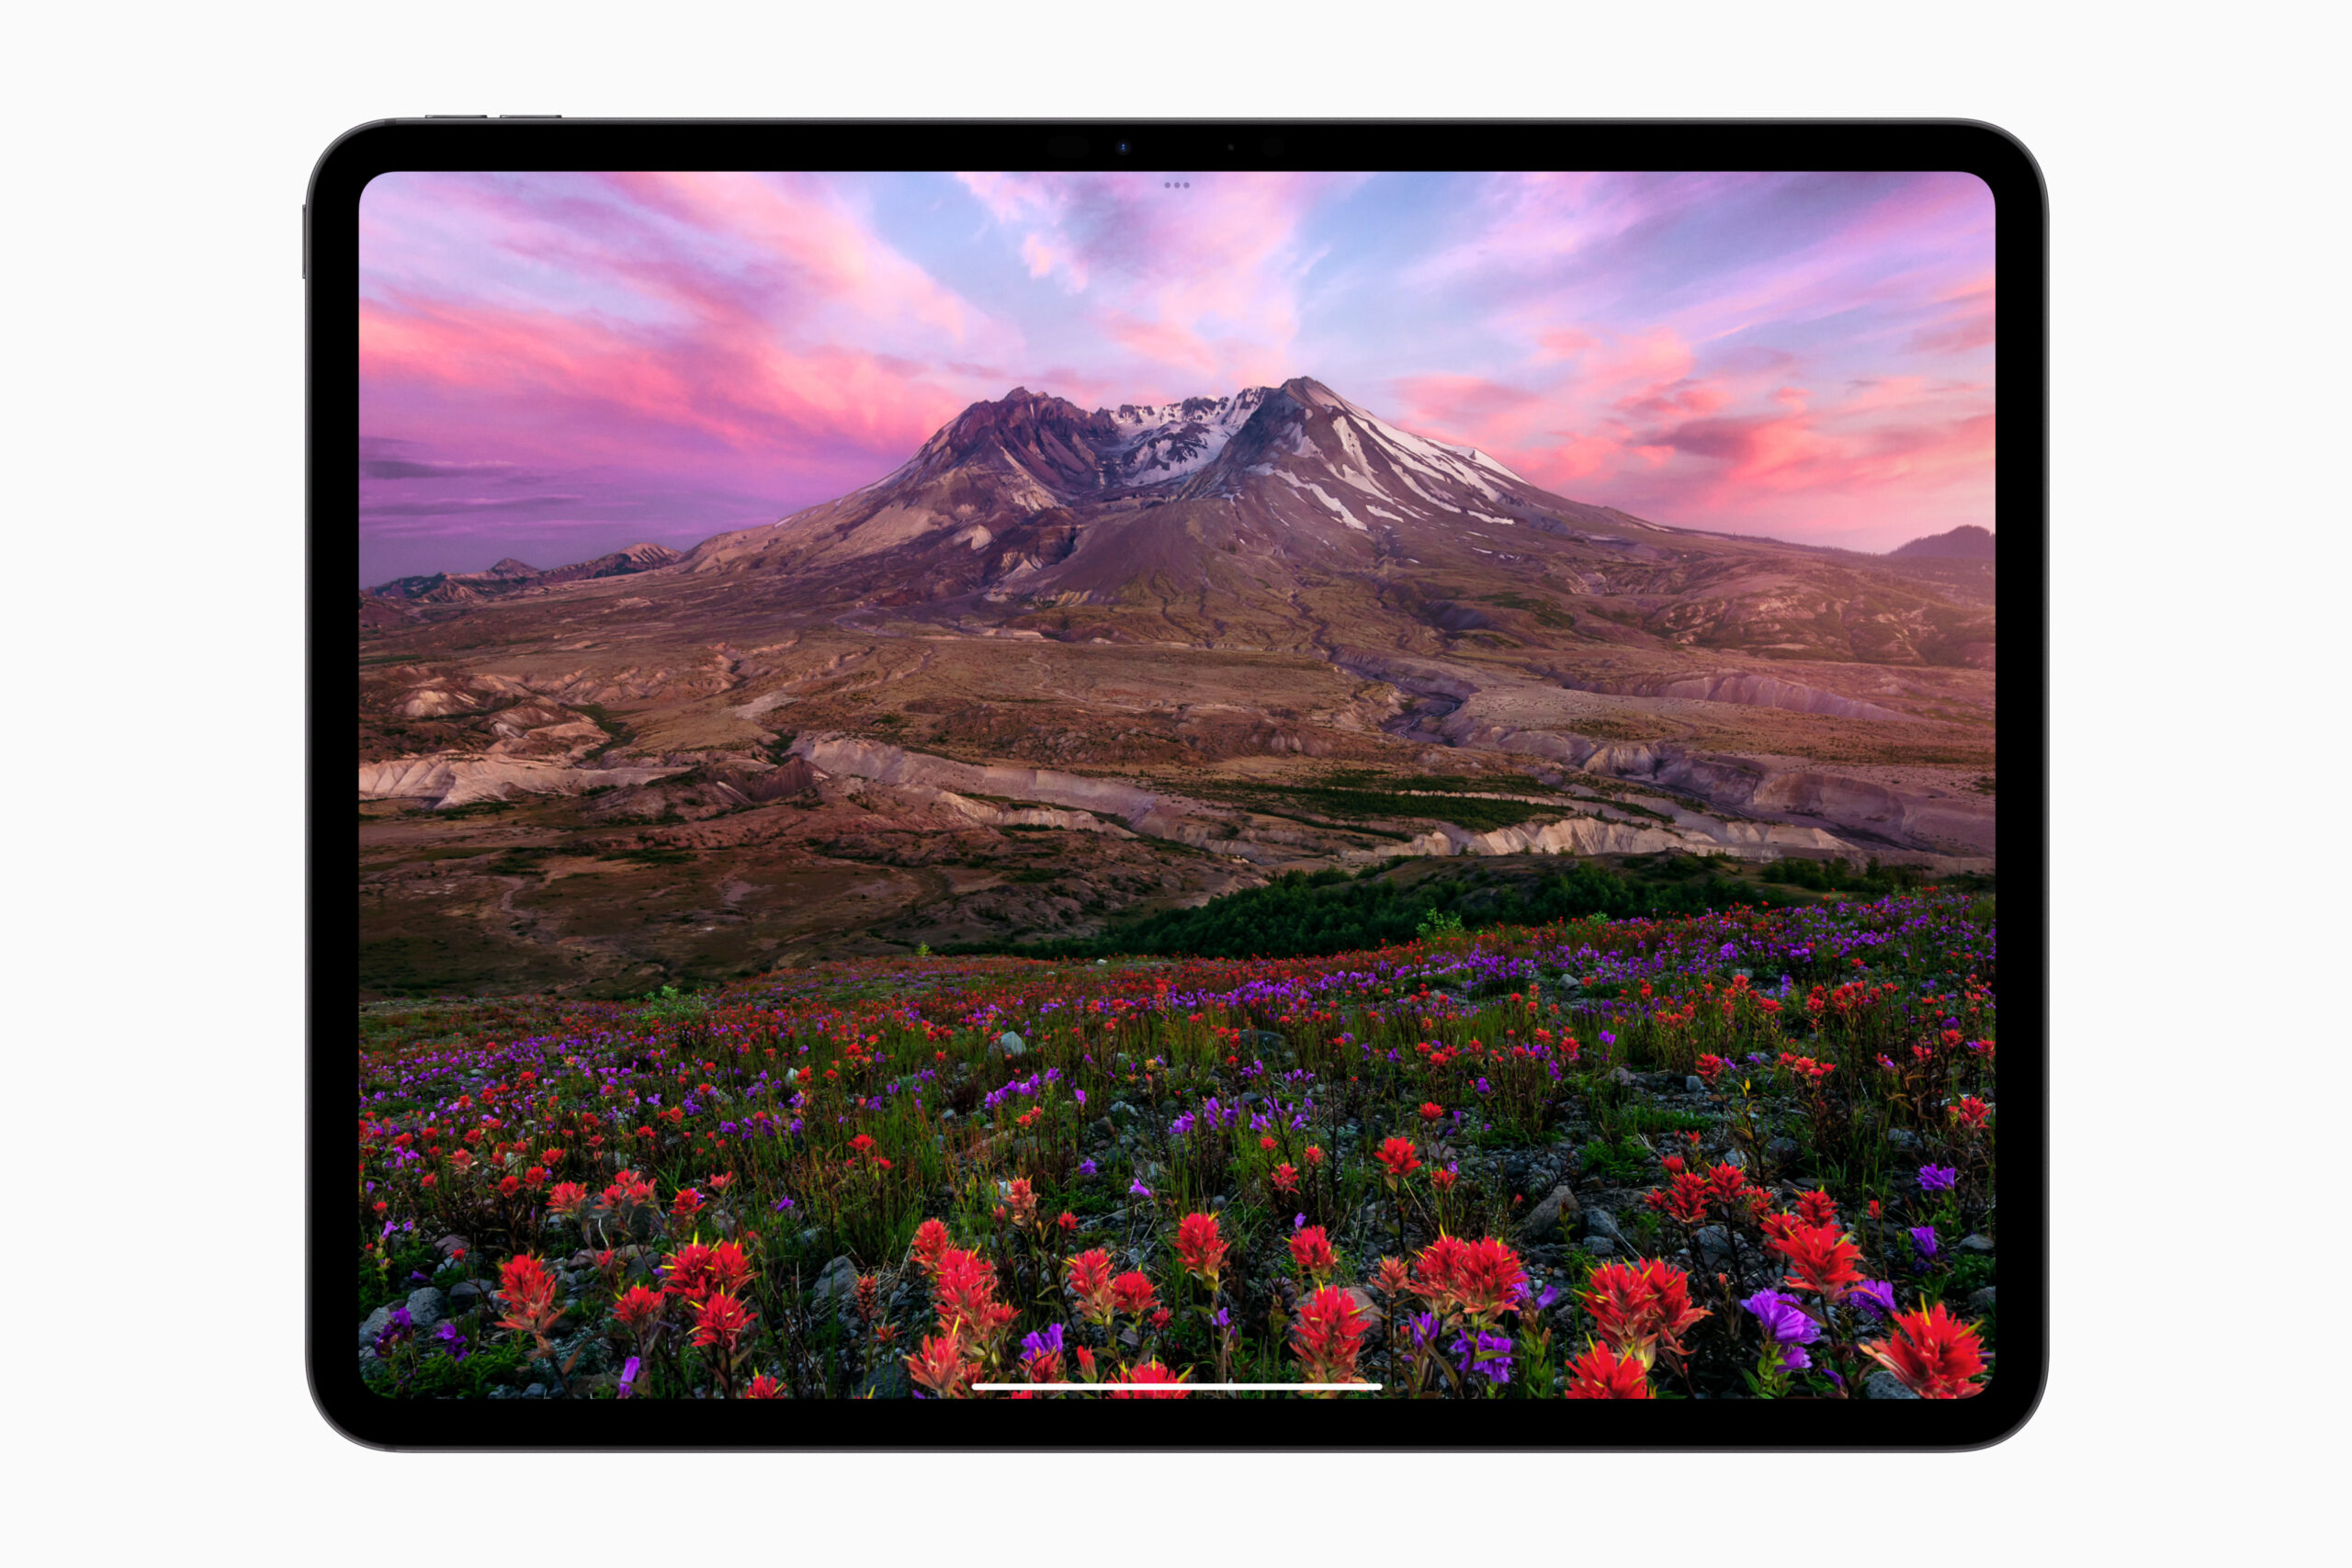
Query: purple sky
xmin=360 ymin=169 xmax=1995 ymax=583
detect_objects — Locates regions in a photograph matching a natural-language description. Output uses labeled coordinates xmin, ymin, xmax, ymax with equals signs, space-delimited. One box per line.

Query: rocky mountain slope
xmin=356 ymin=378 xmax=1997 ymax=994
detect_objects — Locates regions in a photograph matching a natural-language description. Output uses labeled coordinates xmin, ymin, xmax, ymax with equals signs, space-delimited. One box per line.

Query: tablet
xmin=313 ymin=119 xmax=2044 ymax=1448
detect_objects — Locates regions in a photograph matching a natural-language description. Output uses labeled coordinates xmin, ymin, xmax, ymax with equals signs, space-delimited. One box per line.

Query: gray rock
xmin=1583 ymin=1236 xmax=1618 ymax=1257
xmin=448 ymin=1280 xmax=486 ymax=1311
xmin=1611 ymin=1066 xmax=1638 ymax=1087
xmin=1722 ymin=1147 xmax=1750 ymax=1168
xmin=358 ymin=1305 xmax=394 ymax=1350
xmin=523 ymin=1382 xmax=549 ymax=1399
xmin=1766 ymin=1136 xmax=1800 ymax=1164
xmin=1242 ymin=1030 xmax=1285 ymax=1051
xmin=998 ymin=1031 xmax=1026 ymax=1057
xmin=1959 ymin=1233 xmax=1996 ymax=1254
xmin=1691 ymin=1224 xmax=1737 ymax=1269
xmin=809 ymin=1255 xmax=860 ymax=1311
xmin=1091 ymin=1117 xmax=1115 ymax=1140
xmin=403 ymin=1287 xmax=448 ymax=1330
xmin=1582 ymin=1208 xmax=1627 ymax=1247
xmin=1518 ymin=1183 xmax=1583 ymax=1244
xmin=1865 ymin=1371 xmax=1920 ymax=1400
xmin=1685 ymin=1075 xmax=1706 ymax=1094
xmin=1887 ymin=1128 xmax=1921 ymax=1150
xmin=1967 ymin=1286 xmax=1996 ymax=1312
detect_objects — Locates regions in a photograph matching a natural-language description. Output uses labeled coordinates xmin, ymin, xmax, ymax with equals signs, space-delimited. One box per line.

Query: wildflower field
xmin=355 ymin=888 xmax=1997 ymax=1402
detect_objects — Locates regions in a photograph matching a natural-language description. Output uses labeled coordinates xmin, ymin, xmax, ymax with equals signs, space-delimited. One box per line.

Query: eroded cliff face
xmin=1435 ymin=717 xmax=1995 ymax=858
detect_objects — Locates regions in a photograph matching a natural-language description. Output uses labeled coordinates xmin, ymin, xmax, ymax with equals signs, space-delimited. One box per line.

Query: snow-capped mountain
xmin=377 ymin=377 xmax=1990 ymax=671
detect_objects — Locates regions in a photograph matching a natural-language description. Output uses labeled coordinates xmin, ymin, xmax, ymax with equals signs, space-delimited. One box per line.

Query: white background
xmin=7 ymin=1 xmax=2342 ymax=1562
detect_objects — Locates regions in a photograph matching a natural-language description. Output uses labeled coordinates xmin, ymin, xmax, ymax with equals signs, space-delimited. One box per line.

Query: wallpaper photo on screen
xmin=355 ymin=169 xmax=2000 ymax=1405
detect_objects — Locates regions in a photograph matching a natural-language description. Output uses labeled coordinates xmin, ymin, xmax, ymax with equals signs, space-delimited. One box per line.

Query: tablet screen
xmin=353 ymin=166 xmax=2001 ymax=1412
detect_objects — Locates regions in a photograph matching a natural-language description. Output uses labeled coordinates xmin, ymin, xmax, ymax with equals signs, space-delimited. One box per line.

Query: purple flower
xmin=1533 ymin=1284 xmax=1560 ymax=1313
xmin=771 ymin=1195 xmax=796 ymax=1213
xmin=1074 ymin=1089 xmax=1086 ymax=1107
xmin=1917 ymin=1164 xmax=1959 ymax=1193
xmin=1909 ymin=1224 xmax=1939 ymax=1266
xmin=1449 ymin=1329 xmax=1516 ymax=1384
xmin=434 ymin=1320 xmax=470 ymax=1362
xmin=371 ymin=1305 xmax=415 ymax=1359
xmin=1848 ymin=1279 xmax=1897 ymax=1318
xmin=1020 ymin=1323 xmax=1066 ymax=1361
xmin=1169 ymin=1112 xmax=1194 ymax=1135
xmin=1128 ymin=1179 xmax=1153 ymax=1198
xmin=617 ymin=1355 xmax=641 ymax=1397
xmin=1078 ymin=1158 xmax=1097 ymax=1178
xmin=1742 ymin=1289 xmax=1821 ymax=1372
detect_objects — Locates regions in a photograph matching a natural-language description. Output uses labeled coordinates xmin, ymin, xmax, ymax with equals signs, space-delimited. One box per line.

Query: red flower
xmin=1431 ymin=1167 xmax=1459 ymax=1193
xmin=933 ymin=1247 xmax=1017 ymax=1347
xmin=1374 ymin=1256 xmax=1411 ymax=1293
xmin=1260 ymin=1135 xmax=1277 ymax=1152
xmin=1694 ymin=1053 xmax=1728 ymax=1084
xmin=1174 ymin=1213 xmax=1227 ymax=1288
xmin=1648 ymin=1171 xmax=1713 ymax=1226
xmin=1108 ymin=1361 xmax=1190 ymax=1398
xmin=661 ymin=1239 xmax=718 ymax=1303
xmin=1951 ymin=1096 xmax=1992 ymax=1131
xmin=1109 ymin=1270 xmax=1158 ymax=1319
xmin=910 ymin=1217 xmax=951 ymax=1274
xmin=669 ymin=1187 xmax=704 ymax=1220
xmin=1057 ymin=1210 xmax=1079 ymax=1233
xmin=1580 ymin=1258 xmax=1709 ymax=1367
xmin=704 ymin=1238 xmax=754 ymax=1297
xmin=1292 ymin=1286 xmax=1368 ymax=1384
xmin=744 ymin=1373 xmax=785 ymax=1398
xmin=1860 ymin=1303 xmax=1989 ymax=1398
xmin=1770 ymin=1221 xmax=1865 ymax=1301
xmin=492 ymin=1253 xmax=564 ymax=1339
xmin=1271 ymin=1162 xmax=1300 ymax=1194
xmin=1705 ymin=1162 xmax=1746 ymax=1204
xmin=1304 ymin=1145 xmax=1325 ymax=1167
xmin=611 ymin=1283 xmax=665 ymax=1337
xmin=546 ymin=1181 xmax=591 ymax=1220
xmin=1004 ymin=1177 xmax=1039 ymax=1231
xmin=1377 ymin=1136 xmax=1421 ymax=1183
xmin=848 ymin=1133 xmax=876 ymax=1155
xmin=1065 ymin=1248 xmax=1117 ymax=1324
xmin=1288 ymin=1225 xmax=1339 ymax=1282
xmin=1564 ymin=1341 xmax=1654 ymax=1398
xmin=1419 ymin=1101 xmax=1444 ymax=1122
xmin=688 ymin=1291 xmax=757 ymax=1358
xmin=1796 ymin=1189 xmax=1840 ymax=1228
xmin=1410 ymin=1235 xmax=1527 ymax=1325
xmin=906 ymin=1331 xmax=981 ymax=1398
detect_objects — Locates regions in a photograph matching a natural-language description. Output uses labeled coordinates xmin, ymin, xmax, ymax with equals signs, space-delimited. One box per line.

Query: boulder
xmin=1518 ymin=1183 xmax=1583 ymax=1244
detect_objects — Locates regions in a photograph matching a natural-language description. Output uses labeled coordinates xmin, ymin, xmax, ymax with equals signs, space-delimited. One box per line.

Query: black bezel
xmin=311 ymin=118 xmax=2046 ymax=1450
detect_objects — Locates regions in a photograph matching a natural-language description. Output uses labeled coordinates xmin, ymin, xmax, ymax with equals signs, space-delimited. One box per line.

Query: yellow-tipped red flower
xmin=1580 ymin=1258 xmax=1709 ymax=1368
xmin=1564 ymin=1340 xmax=1654 ymax=1398
xmin=1859 ymin=1302 xmax=1989 ymax=1398
xmin=1174 ymin=1212 xmax=1227 ymax=1289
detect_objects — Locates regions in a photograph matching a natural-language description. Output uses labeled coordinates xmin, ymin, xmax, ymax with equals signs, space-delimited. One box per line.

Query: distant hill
xmin=1890 ymin=525 xmax=1995 ymax=558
